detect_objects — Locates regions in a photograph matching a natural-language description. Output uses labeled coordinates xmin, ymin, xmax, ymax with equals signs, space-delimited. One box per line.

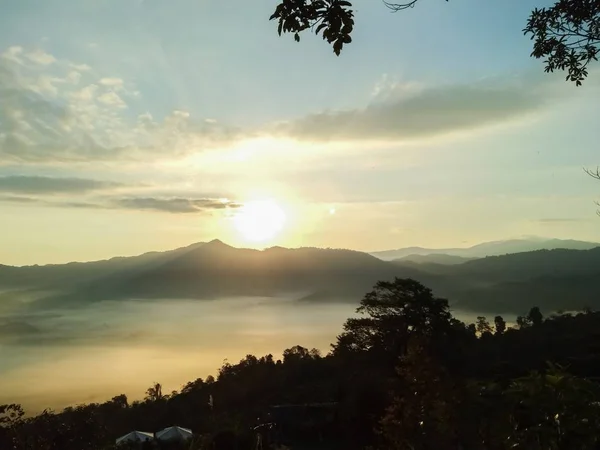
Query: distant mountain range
xmin=1 ymin=237 xmax=600 ymax=316
xmin=370 ymin=238 xmax=599 ymax=261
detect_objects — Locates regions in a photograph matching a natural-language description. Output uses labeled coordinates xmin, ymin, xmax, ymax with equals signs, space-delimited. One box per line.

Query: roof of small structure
xmin=155 ymin=425 xmax=193 ymax=441
xmin=115 ymin=430 xmax=154 ymax=444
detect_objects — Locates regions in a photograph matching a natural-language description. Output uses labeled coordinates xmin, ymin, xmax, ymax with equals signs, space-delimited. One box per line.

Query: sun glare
xmin=233 ymin=200 xmax=287 ymax=243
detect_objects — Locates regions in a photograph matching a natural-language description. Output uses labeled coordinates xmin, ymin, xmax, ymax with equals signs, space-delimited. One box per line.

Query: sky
xmin=1 ymin=0 xmax=599 ymax=266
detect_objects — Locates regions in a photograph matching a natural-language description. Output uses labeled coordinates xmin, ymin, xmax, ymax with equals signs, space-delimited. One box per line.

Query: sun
xmin=233 ymin=199 xmax=287 ymax=243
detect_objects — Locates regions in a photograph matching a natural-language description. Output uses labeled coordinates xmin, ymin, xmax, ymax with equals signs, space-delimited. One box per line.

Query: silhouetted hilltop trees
xmin=3 ymin=278 xmax=600 ymax=449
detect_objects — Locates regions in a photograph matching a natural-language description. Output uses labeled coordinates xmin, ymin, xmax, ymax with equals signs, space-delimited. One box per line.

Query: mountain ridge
xmin=370 ymin=237 xmax=600 ymax=261
xmin=3 ymin=239 xmax=600 ymax=315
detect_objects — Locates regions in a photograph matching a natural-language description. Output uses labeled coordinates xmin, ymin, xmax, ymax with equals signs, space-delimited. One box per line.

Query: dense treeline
xmin=3 ymin=277 xmax=600 ymax=449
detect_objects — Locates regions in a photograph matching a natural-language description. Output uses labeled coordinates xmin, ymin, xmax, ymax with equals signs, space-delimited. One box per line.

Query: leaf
xmin=333 ymin=39 xmax=343 ymax=55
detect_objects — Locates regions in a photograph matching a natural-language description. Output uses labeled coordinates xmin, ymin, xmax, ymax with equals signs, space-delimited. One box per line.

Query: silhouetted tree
xmin=270 ymin=0 xmax=599 ymax=84
xmin=527 ymin=306 xmax=544 ymax=326
xmin=504 ymin=365 xmax=600 ymax=449
xmin=332 ymin=278 xmax=453 ymax=364
xmin=379 ymin=337 xmax=463 ymax=450
xmin=476 ymin=316 xmax=493 ymax=336
xmin=145 ymin=382 xmax=163 ymax=402
xmin=516 ymin=315 xmax=531 ymax=329
xmin=494 ymin=315 xmax=507 ymax=335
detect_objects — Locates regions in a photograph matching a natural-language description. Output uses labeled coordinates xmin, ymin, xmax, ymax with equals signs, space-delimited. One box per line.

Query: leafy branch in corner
xmin=270 ymin=0 xmax=600 ymax=85
xmin=524 ymin=0 xmax=600 ymax=86
xmin=269 ymin=0 xmax=355 ymax=55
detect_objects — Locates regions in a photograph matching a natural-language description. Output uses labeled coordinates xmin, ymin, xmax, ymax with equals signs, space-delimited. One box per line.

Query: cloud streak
xmin=0 ymin=176 xmax=123 ymax=194
xmin=113 ymin=197 xmax=241 ymax=214
xmin=0 ymin=194 xmax=241 ymax=214
xmin=272 ymin=76 xmax=554 ymax=142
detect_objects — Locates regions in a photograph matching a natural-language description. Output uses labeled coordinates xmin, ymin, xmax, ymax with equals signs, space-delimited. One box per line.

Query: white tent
xmin=115 ymin=430 xmax=154 ymax=444
xmin=155 ymin=425 xmax=193 ymax=441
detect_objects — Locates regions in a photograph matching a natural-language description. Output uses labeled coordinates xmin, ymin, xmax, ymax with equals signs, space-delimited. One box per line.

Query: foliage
xmin=332 ymin=278 xmax=453 ymax=363
xmin=524 ymin=0 xmax=600 ymax=86
xmin=504 ymin=365 xmax=600 ymax=449
xmin=494 ymin=315 xmax=506 ymax=335
xmin=269 ymin=0 xmax=354 ymax=55
xmin=270 ymin=0 xmax=599 ymax=84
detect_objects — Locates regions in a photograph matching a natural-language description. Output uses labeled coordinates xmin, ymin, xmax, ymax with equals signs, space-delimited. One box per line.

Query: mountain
xmin=370 ymin=238 xmax=599 ymax=261
xmin=3 ymin=240 xmax=422 ymax=309
xmin=394 ymin=253 xmax=476 ymax=265
xmin=4 ymin=240 xmax=600 ymax=316
xmin=389 ymin=247 xmax=600 ymax=314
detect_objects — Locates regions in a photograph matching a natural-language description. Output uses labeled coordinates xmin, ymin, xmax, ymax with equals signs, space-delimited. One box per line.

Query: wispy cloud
xmin=0 ymin=193 xmax=241 ymax=214
xmin=113 ymin=197 xmax=241 ymax=214
xmin=0 ymin=176 xmax=124 ymax=194
xmin=0 ymin=46 xmax=242 ymax=164
xmin=537 ymin=218 xmax=589 ymax=224
xmin=271 ymin=75 xmax=556 ymax=142
xmin=24 ymin=49 xmax=56 ymax=66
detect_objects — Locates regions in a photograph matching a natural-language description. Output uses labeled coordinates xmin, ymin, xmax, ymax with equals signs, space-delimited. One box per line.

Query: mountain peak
xmin=204 ymin=239 xmax=233 ymax=249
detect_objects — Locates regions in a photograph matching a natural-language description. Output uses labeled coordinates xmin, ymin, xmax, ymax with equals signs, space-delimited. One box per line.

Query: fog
xmin=0 ymin=296 xmax=357 ymax=412
xmin=0 ymin=295 xmax=508 ymax=413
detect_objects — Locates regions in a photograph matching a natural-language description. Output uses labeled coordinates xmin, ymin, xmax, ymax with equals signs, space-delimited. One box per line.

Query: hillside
xmin=7 ymin=240 xmax=421 ymax=309
xmin=3 ymin=241 xmax=600 ymax=315
xmin=393 ymin=253 xmax=476 ymax=265
xmin=391 ymin=247 xmax=600 ymax=314
xmin=371 ymin=237 xmax=599 ymax=261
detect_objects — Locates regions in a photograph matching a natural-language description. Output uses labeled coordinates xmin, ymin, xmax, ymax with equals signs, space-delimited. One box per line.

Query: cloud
xmin=24 ymin=49 xmax=56 ymax=66
xmin=0 ymin=47 xmax=243 ymax=163
xmin=70 ymin=63 xmax=91 ymax=72
xmin=97 ymin=91 xmax=126 ymax=108
xmin=0 ymin=321 xmax=41 ymax=338
xmin=0 ymin=195 xmax=40 ymax=203
xmin=537 ymin=218 xmax=588 ymax=224
xmin=273 ymin=75 xmax=555 ymax=142
xmin=113 ymin=197 xmax=242 ymax=213
xmin=98 ymin=77 xmax=124 ymax=88
xmin=0 ymin=193 xmax=241 ymax=214
xmin=2 ymin=46 xmax=24 ymax=64
xmin=0 ymin=45 xmax=593 ymax=165
xmin=0 ymin=175 xmax=124 ymax=194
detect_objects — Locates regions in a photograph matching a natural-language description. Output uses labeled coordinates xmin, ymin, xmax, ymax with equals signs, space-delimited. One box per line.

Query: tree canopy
xmin=270 ymin=0 xmax=600 ymax=85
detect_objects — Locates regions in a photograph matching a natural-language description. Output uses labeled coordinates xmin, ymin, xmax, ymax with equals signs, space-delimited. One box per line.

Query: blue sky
xmin=0 ymin=0 xmax=599 ymax=265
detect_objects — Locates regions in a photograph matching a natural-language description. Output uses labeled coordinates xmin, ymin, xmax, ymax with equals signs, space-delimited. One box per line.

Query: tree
xmin=527 ymin=306 xmax=544 ymax=326
xmin=110 ymin=394 xmax=128 ymax=409
xmin=524 ymin=0 xmax=600 ymax=86
xmin=270 ymin=0 xmax=599 ymax=84
xmin=476 ymin=316 xmax=493 ymax=336
xmin=379 ymin=337 xmax=463 ymax=450
xmin=144 ymin=382 xmax=163 ymax=402
xmin=504 ymin=365 xmax=600 ymax=449
xmin=332 ymin=278 xmax=453 ymax=364
xmin=494 ymin=315 xmax=507 ymax=335
xmin=0 ymin=404 xmax=24 ymax=427
xmin=516 ymin=315 xmax=531 ymax=329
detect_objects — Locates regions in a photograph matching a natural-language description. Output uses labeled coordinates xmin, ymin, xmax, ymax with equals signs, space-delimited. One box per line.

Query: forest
xmin=2 ymin=277 xmax=600 ymax=450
